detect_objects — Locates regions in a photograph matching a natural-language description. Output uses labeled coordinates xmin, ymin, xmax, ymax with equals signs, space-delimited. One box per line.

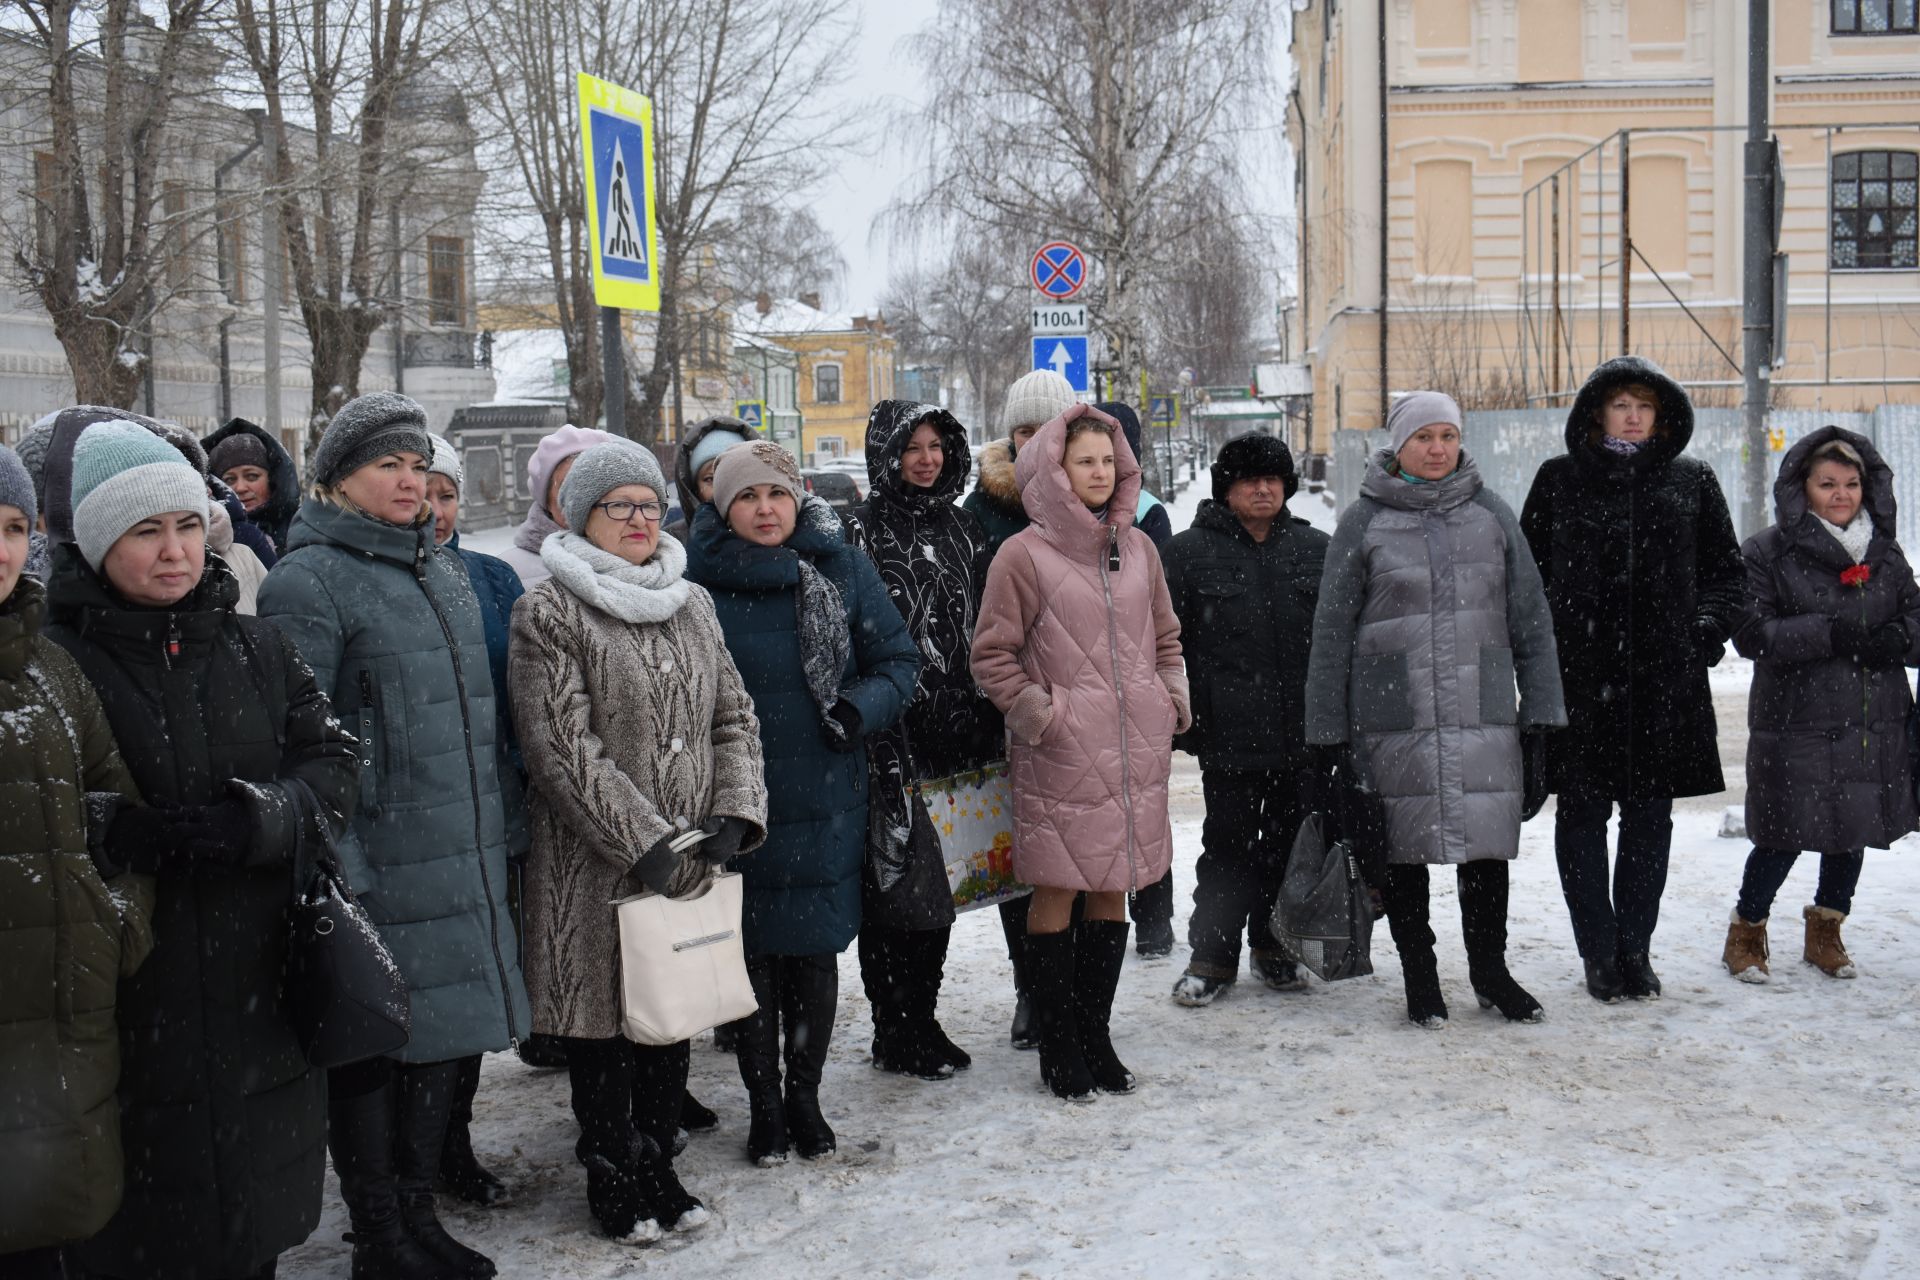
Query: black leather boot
xmin=1025 ymin=928 xmax=1095 ymax=1100
xmin=1381 ymin=865 xmax=1448 ymax=1028
xmin=1459 ymin=861 xmax=1544 ymax=1023
xmin=1001 ymin=896 xmax=1036 ymax=1050
xmin=1073 ymin=919 xmax=1136 ymax=1094
xmin=737 ymin=957 xmax=787 ymax=1167
xmin=329 ymin=1075 xmax=461 ymax=1280
xmin=566 ymin=1036 xmax=662 ymax=1242
xmin=395 ymin=1062 xmax=498 ymax=1277
xmin=861 ymin=925 xmax=952 ymax=1081
xmin=438 ymin=1055 xmax=508 ymax=1208
xmin=781 ymin=953 xmax=839 ymax=1160
xmin=911 ymin=926 xmax=970 ymax=1072
xmin=626 ymin=1038 xmax=689 ymax=1156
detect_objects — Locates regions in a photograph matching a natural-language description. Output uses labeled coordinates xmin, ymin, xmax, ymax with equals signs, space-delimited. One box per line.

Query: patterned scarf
xmin=1599 ymin=435 xmax=1646 ymax=457
xmin=792 ymin=499 xmax=854 ymax=737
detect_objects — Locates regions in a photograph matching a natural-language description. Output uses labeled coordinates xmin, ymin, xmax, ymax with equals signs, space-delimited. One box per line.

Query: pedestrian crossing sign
xmin=735 ymin=401 xmax=766 ymax=431
xmin=578 ymin=73 xmax=660 ymax=312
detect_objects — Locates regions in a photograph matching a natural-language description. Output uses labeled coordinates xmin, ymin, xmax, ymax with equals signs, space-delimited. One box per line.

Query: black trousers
xmin=1738 ymin=847 xmax=1864 ymax=922
xmin=1553 ymin=794 xmax=1674 ymax=959
xmin=564 ymin=1036 xmax=689 ymax=1162
xmin=1187 ymin=767 xmax=1297 ymax=974
xmin=1130 ymin=868 xmax=1174 ymax=929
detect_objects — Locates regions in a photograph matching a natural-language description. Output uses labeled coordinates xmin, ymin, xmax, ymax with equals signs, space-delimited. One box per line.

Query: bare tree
xmin=9 ymin=0 xmax=216 ymax=407
xmin=1148 ymin=199 xmax=1265 ymax=388
xmin=881 ymin=234 xmax=1029 ymax=432
xmin=892 ymin=0 xmax=1272 ymax=403
xmin=719 ymin=200 xmax=846 ymax=309
xmin=463 ymin=0 xmax=855 ymax=443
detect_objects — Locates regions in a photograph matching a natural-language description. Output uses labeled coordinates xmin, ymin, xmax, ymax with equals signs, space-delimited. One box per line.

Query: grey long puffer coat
xmin=1306 ymin=451 xmax=1566 ymax=864
xmin=1734 ymin=426 xmax=1920 ymax=853
xmin=259 ymin=498 xmax=531 ymax=1062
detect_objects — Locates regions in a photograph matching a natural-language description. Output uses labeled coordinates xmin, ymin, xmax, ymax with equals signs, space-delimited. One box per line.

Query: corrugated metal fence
xmin=1335 ymin=408 xmax=1914 ymax=545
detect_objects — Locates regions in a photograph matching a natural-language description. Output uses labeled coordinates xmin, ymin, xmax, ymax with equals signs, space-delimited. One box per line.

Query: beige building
xmin=1286 ymin=0 xmax=1920 ymax=448
xmin=734 ymin=296 xmax=895 ymax=462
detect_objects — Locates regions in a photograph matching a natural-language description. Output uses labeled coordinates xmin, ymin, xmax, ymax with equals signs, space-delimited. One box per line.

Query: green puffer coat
xmin=259 ymin=499 xmax=530 ymax=1062
xmin=0 ymin=576 xmax=153 ymax=1255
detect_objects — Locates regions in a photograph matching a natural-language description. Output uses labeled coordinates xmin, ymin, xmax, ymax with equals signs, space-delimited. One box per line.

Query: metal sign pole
xmin=603 ymin=306 xmax=625 ymax=438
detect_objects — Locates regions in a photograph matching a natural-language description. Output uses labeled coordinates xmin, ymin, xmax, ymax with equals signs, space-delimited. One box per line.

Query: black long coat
xmin=1163 ymin=498 xmax=1329 ymax=773
xmin=1734 ymin=427 xmax=1920 ymax=853
xmin=1520 ymin=357 xmax=1744 ymax=801
xmin=46 ymin=547 xmax=358 ymax=1280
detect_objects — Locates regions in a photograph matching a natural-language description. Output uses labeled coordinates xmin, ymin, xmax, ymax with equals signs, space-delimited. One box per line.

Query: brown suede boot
xmin=1722 ymin=913 xmax=1770 ymax=983
xmin=1802 ymin=906 xmax=1857 ymax=978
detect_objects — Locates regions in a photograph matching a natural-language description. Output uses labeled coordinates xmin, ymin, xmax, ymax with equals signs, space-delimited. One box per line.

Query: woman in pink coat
xmin=971 ymin=404 xmax=1188 ymax=1101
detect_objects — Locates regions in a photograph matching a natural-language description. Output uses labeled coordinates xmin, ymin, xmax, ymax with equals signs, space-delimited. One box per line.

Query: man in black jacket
xmin=1163 ymin=433 xmax=1330 ymax=1005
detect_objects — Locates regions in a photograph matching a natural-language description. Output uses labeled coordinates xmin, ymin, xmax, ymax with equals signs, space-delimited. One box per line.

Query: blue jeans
xmin=1736 ymin=846 xmax=1864 ymax=923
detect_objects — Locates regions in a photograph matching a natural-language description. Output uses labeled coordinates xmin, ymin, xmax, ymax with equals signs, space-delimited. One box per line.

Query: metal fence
xmin=1334 ymin=407 xmax=1914 ymax=545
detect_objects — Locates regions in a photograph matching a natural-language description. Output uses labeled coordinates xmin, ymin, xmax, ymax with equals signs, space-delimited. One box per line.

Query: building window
xmin=1831 ymin=151 xmax=1918 ymax=270
xmin=427 ymin=236 xmax=465 ymax=325
xmin=813 ymin=362 xmax=841 ymax=404
xmin=1831 ymin=0 xmax=1917 ymax=33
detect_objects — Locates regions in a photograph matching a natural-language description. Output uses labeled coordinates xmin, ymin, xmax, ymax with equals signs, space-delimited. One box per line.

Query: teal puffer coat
xmin=259 ymin=499 xmax=530 ymax=1060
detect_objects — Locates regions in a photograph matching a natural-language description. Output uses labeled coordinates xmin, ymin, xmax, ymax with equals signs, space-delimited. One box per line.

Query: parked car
xmin=815 ymin=456 xmax=870 ymax=499
xmin=802 ymin=469 xmax=862 ymax=514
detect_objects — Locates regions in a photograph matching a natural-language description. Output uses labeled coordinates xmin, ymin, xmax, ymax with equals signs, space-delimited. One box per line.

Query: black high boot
xmin=1459 ymin=861 xmax=1544 ymax=1023
xmin=911 ymin=926 xmax=970 ymax=1072
xmin=565 ymin=1037 xmax=663 ymax=1243
xmin=1025 ymin=928 xmax=1095 ymax=1101
xmin=780 ymin=953 xmax=839 ymax=1160
xmin=328 ymin=1075 xmax=459 ymax=1280
xmin=395 ymin=1062 xmax=498 ymax=1278
xmin=627 ymin=1039 xmax=689 ymax=1157
xmin=860 ymin=925 xmax=952 ymax=1081
xmin=1073 ymin=919 xmax=1136 ymax=1094
xmin=438 ymin=1055 xmax=508 ymax=1208
xmin=1380 ymin=865 xmax=1448 ymax=1029
xmin=736 ymin=956 xmax=787 ymax=1167
xmin=1000 ymin=896 xmax=1035 ymax=1050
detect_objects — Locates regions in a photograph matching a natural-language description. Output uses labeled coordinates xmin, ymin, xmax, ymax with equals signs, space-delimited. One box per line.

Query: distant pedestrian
xmin=1520 ymin=357 xmax=1743 ymax=1002
xmin=686 ymin=441 xmax=919 ymax=1165
xmin=1306 ymin=392 xmax=1565 ymax=1028
xmin=844 ymin=401 xmax=1003 ymax=1081
xmin=1723 ymin=428 xmax=1920 ymax=983
xmin=664 ymin=414 xmax=758 ymax=542
xmin=204 ymin=415 xmax=303 ymax=555
xmin=1164 ymin=433 xmax=1328 ymax=1006
xmin=971 ymin=404 xmax=1188 ymax=1100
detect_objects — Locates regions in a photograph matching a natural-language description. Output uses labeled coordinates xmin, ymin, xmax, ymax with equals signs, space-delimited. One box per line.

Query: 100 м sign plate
xmin=1031 ymin=304 xmax=1088 ymax=334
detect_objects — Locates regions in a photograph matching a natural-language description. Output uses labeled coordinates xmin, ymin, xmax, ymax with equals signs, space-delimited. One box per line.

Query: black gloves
xmin=1694 ymin=619 xmax=1726 ymax=668
xmin=1866 ymin=622 xmax=1909 ymax=668
xmin=103 ymin=798 xmax=253 ymax=874
xmin=697 ymin=815 xmax=755 ymax=864
xmin=1301 ymin=744 xmax=1349 ymax=819
xmin=634 ymin=828 xmax=691 ymax=890
xmin=1830 ymin=615 xmax=1871 ymax=659
xmin=825 ymin=699 xmax=863 ymax=752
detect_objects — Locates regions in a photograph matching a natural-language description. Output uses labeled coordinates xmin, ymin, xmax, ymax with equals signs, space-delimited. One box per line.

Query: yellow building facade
xmin=1287 ymin=0 xmax=1920 ymax=448
xmin=735 ymin=297 xmax=896 ymax=462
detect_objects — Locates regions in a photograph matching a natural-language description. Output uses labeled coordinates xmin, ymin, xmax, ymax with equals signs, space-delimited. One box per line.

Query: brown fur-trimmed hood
xmin=974 ymin=437 xmax=1024 ymax=515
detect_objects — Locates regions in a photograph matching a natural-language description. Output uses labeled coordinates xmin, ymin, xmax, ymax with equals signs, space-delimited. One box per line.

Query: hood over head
xmin=673 ymin=414 xmax=760 ymax=519
xmin=1013 ymin=403 xmax=1139 ymax=560
xmin=864 ymin=399 xmax=971 ymax=509
xmin=1773 ymin=424 xmax=1896 ymax=539
xmin=40 ymin=404 xmax=180 ymax=546
xmin=1564 ymin=355 xmax=1695 ymax=466
xmin=200 ymin=417 xmax=301 ymax=533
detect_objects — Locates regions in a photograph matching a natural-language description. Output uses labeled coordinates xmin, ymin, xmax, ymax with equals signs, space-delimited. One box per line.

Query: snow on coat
xmin=511 ymin=532 xmax=768 ymax=1039
xmin=970 ymin=405 xmax=1189 ymax=894
xmin=259 ymin=498 xmax=531 ymax=1061
xmin=0 ymin=575 xmax=152 ymax=1256
xmin=1734 ymin=426 xmax=1920 ymax=853
xmin=1520 ymin=356 xmax=1744 ymax=801
xmin=686 ymin=496 xmax=920 ymax=956
xmin=1306 ymin=450 xmax=1566 ymax=865
xmin=46 ymin=547 xmax=357 ymax=1278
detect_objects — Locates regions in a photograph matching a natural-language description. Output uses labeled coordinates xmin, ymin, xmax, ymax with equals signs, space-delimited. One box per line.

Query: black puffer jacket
xmin=1164 ymin=499 xmax=1329 ymax=771
xmin=46 ymin=547 xmax=359 ymax=1280
xmin=1734 ymin=426 xmax=1920 ymax=853
xmin=1519 ymin=357 xmax=1744 ymax=801
xmin=845 ymin=399 xmax=1004 ymax=780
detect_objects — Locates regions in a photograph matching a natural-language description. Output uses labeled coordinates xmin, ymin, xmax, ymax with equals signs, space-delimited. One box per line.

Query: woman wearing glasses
xmin=510 ymin=444 xmax=768 ymax=1244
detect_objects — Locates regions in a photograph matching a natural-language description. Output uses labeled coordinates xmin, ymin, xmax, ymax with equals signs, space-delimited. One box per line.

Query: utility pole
xmin=603 ymin=307 xmax=625 ymax=438
xmin=1740 ymin=0 xmax=1772 ymax=538
xmin=262 ymin=124 xmax=282 ymax=449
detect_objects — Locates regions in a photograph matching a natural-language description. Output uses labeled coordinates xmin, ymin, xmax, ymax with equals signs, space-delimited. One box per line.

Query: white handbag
xmin=613 ymin=868 xmax=757 ymax=1046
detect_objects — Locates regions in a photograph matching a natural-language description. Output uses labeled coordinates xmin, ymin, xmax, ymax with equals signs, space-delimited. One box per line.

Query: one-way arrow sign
xmin=1032 ymin=334 xmax=1089 ymax=393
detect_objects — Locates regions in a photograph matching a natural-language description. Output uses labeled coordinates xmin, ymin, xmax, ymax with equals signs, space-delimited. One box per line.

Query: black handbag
xmin=862 ymin=724 xmax=960 ymax=932
xmin=281 ymin=782 xmax=412 ymax=1068
xmin=1271 ymin=812 xmax=1375 ymax=982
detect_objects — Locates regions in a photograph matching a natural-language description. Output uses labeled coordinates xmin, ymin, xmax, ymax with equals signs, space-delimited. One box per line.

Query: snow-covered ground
xmin=298 ymin=468 xmax=1920 ymax=1278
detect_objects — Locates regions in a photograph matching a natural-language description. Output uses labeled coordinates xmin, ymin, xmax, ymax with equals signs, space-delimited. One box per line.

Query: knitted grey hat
xmin=207 ymin=431 xmax=270 ymax=478
xmin=0 ymin=444 xmax=34 ymax=525
xmin=557 ymin=442 xmax=669 ymax=533
xmin=1386 ymin=391 xmax=1464 ymax=455
xmin=69 ymin=420 xmax=210 ymax=571
xmin=427 ymin=434 xmax=463 ymax=491
xmin=312 ymin=392 xmax=432 ymax=488
xmin=710 ymin=440 xmax=803 ymax=515
xmin=1001 ymin=368 xmax=1078 ymax=432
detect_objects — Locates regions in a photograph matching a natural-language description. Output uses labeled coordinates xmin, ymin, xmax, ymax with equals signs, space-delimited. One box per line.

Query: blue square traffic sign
xmin=1031 ymin=335 xmax=1089 ymax=394
xmin=589 ymin=107 xmax=653 ymax=284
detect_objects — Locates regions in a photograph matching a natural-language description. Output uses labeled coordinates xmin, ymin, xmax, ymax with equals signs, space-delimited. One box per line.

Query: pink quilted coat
xmin=970 ymin=405 xmax=1189 ymax=893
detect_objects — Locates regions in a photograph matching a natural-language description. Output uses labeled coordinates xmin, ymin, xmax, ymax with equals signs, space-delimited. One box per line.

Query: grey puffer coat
xmin=1734 ymin=427 xmax=1920 ymax=853
xmin=258 ymin=499 xmax=531 ymax=1062
xmin=1306 ymin=451 xmax=1566 ymax=864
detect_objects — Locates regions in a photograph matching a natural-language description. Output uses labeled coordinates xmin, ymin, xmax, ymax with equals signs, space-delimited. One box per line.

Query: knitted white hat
xmin=1001 ymin=369 xmax=1078 ymax=433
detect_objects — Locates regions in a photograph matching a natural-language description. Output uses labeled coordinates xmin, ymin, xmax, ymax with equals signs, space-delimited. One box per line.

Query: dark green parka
xmin=0 ymin=575 xmax=153 ymax=1255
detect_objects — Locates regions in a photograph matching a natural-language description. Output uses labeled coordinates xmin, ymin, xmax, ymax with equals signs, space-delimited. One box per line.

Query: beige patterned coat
xmin=511 ymin=535 xmax=767 ymax=1040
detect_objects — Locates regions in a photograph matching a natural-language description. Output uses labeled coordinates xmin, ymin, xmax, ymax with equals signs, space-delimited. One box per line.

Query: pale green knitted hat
xmin=71 ymin=419 xmax=210 ymax=571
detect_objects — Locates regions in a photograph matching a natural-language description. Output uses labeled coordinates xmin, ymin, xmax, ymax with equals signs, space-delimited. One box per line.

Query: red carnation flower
xmin=1841 ymin=564 xmax=1872 ymax=587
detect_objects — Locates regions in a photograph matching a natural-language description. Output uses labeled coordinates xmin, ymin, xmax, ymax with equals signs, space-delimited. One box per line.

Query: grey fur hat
xmin=557 ymin=442 xmax=669 ymax=533
xmin=312 ymin=392 xmax=432 ymax=489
